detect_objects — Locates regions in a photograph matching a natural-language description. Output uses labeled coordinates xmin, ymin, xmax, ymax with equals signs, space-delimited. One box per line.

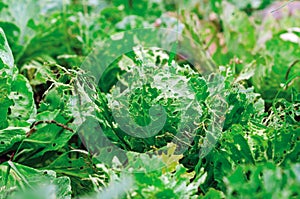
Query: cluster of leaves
xmin=0 ymin=0 xmax=299 ymax=198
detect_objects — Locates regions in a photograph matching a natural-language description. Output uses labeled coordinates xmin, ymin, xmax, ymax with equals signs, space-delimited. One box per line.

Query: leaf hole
xmin=245 ymin=170 xmax=251 ymax=180
xmin=232 ymin=190 xmax=238 ymax=196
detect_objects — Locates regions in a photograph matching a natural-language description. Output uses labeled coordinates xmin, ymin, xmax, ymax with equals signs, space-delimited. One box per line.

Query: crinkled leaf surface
xmin=0 ymin=28 xmax=14 ymax=129
xmin=9 ymin=74 xmax=36 ymax=124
